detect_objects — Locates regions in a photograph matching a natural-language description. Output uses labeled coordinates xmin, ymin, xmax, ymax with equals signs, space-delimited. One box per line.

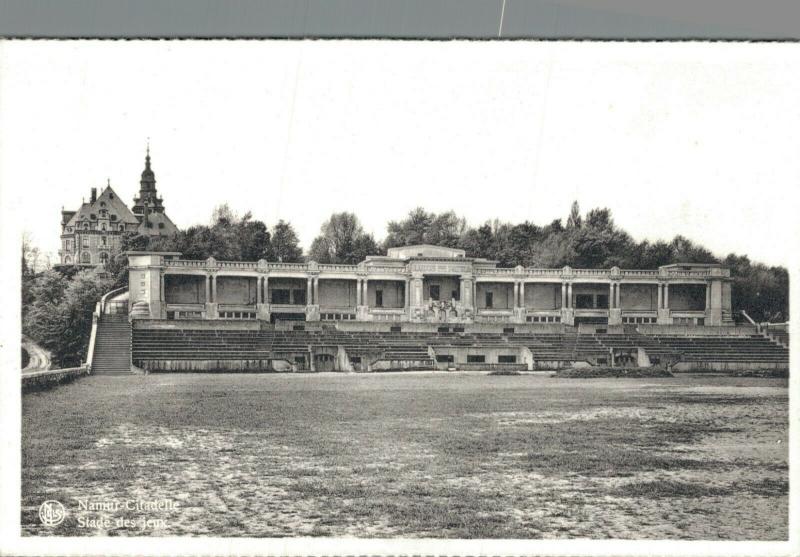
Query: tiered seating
xmin=133 ymin=327 xmax=789 ymax=371
xmin=593 ymin=333 xmax=680 ymax=361
xmin=133 ymin=329 xmax=273 ymax=361
xmin=648 ymin=334 xmax=788 ymax=364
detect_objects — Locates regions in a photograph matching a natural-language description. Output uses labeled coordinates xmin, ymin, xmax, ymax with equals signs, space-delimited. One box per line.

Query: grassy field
xmin=22 ymin=372 xmax=788 ymax=539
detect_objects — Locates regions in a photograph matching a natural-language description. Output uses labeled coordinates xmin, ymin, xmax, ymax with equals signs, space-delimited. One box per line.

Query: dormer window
xmin=99 ymin=209 xmax=107 ymax=217
xmin=110 ymin=214 xmax=117 ymax=221
xmin=66 ymin=227 xmax=72 ymax=233
xmin=90 ymin=213 xmax=97 ymax=220
xmin=109 ymin=193 xmax=114 ymax=199
xmin=101 ymin=224 xmax=106 ymax=231
xmin=100 ymin=202 xmax=106 ymax=207
xmin=83 ymin=223 xmax=89 ymax=230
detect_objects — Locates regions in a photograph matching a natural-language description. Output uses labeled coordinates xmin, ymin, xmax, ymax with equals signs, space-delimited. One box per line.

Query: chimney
xmin=90 ymin=187 xmax=97 ymax=203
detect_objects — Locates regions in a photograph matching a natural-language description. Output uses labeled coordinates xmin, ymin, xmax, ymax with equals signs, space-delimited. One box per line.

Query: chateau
xmin=59 ymin=148 xmax=178 ymax=267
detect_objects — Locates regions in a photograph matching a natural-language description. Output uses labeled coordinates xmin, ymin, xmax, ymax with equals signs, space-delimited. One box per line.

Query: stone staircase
xmin=92 ymin=314 xmax=132 ymax=374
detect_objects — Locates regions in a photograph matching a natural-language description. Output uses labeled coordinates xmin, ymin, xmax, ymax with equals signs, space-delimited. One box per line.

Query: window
xmin=110 ymin=214 xmax=117 ymax=221
xmin=375 ymin=289 xmax=383 ymax=307
xmin=429 ymin=285 xmax=440 ymax=301
xmin=575 ymin=294 xmax=594 ymax=309
xmin=436 ymin=355 xmax=454 ymax=363
xmin=292 ymin=289 xmax=307 ymax=305
xmin=99 ymin=252 xmax=109 ymax=265
xmin=485 ymin=291 xmax=493 ymax=309
xmin=99 ymin=209 xmax=107 ymax=217
xmin=451 ymin=289 xmax=460 ymax=301
xmin=467 ymin=355 xmax=486 ymax=363
xmin=90 ymin=213 xmax=97 ymax=220
xmin=80 ymin=252 xmax=91 ymax=264
xmin=271 ymin=289 xmax=290 ymax=304
xmin=64 ymin=255 xmax=72 ymax=264
xmin=158 ymin=222 xmax=165 ymax=229
xmin=437 ymin=326 xmax=449 ymax=333
xmin=390 ymin=325 xmax=402 ymax=332
xmin=596 ymin=294 xmax=609 ymax=309
xmin=83 ymin=223 xmax=89 ymax=230
xmin=66 ymin=227 xmax=72 ymax=232
xmin=82 ymin=238 xmax=89 ymax=247
xmin=498 ymin=355 xmax=517 ymax=363
xmin=101 ymin=224 xmax=107 ymax=232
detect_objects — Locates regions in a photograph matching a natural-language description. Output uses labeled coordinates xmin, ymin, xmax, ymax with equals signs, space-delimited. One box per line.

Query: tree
xmin=309 ymin=212 xmax=379 ymax=264
xmin=23 ymin=268 xmax=115 ymax=367
xmin=566 ymin=200 xmax=582 ymax=229
xmin=384 ymin=208 xmax=434 ymax=248
xmin=271 ymin=220 xmax=303 ymax=262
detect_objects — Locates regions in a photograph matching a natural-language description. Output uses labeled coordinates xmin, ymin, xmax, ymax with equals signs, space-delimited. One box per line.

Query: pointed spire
xmin=145 ymin=138 xmax=151 ymax=170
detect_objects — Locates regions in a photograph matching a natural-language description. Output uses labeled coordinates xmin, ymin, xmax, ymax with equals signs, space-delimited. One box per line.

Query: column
xmin=705 ymin=283 xmax=710 ymax=310
xmin=356 ymin=279 xmax=362 ymax=306
xmin=404 ymin=279 xmax=410 ymax=309
xmin=567 ymin=283 xmax=573 ymax=309
xmin=362 ymin=279 xmax=369 ymax=307
xmin=313 ymin=277 xmax=319 ymax=305
xmin=561 ymin=282 xmax=567 ymax=308
xmin=615 ymin=283 xmax=621 ymax=309
xmin=657 ymin=283 xmax=663 ymax=309
xmin=664 ymin=283 xmax=669 ymax=309
xmin=609 ymin=283 xmax=614 ymax=309
xmin=211 ymin=275 xmax=217 ymax=302
xmin=264 ymin=277 xmax=269 ymax=304
xmin=205 ymin=274 xmax=211 ymax=303
xmin=160 ymin=273 xmax=165 ymax=303
xmin=513 ymin=282 xmax=520 ymax=308
xmin=519 ymin=281 xmax=525 ymax=308
xmin=256 ymin=277 xmax=263 ymax=304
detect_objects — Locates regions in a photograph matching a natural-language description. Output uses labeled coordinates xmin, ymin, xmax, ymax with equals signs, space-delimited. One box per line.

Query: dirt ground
xmin=21 ymin=372 xmax=788 ymax=538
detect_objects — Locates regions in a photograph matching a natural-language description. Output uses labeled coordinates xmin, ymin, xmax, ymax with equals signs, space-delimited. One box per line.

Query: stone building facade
xmin=59 ymin=149 xmax=178 ymax=267
xmin=127 ymin=245 xmax=734 ymax=327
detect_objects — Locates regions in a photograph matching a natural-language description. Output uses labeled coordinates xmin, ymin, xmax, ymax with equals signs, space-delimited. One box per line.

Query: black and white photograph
xmin=0 ymin=7 xmax=798 ymax=556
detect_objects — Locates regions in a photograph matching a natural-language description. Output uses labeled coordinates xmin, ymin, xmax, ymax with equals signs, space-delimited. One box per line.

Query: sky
xmin=1 ymin=40 xmax=798 ymax=267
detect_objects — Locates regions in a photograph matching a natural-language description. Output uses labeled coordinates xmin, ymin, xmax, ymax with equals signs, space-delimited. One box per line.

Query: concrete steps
xmin=92 ymin=315 xmax=132 ymax=374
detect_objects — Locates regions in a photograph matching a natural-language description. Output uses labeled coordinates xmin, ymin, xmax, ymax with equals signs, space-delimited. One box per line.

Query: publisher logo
xmin=39 ymin=500 xmax=65 ymax=526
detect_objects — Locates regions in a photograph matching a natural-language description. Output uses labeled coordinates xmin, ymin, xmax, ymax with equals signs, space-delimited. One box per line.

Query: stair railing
xmin=99 ymin=286 xmax=128 ymax=314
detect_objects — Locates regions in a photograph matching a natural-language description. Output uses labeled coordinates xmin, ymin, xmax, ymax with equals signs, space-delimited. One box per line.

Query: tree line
xmin=22 ymin=201 xmax=788 ymax=366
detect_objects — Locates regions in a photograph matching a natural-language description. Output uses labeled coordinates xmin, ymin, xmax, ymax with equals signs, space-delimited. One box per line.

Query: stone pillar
xmin=205 ymin=274 xmax=219 ymax=319
xmin=404 ymin=279 xmax=410 ymax=309
xmin=355 ymin=279 xmax=362 ymax=306
xmin=657 ymin=283 xmax=663 ymax=309
xmin=657 ymin=283 xmax=672 ymax=325
xmin=513 ymin=282 xmax=520 ymax=308
xmin=567 ymin=283 xmax=573 ymax=309
xmin=609 ymin=283 xmax=614 ymax=309
xmin=256 ymin=277 xmax=263 ymax=304
xmin=561 ymin=282 xmax=567 ymax=309
xmin=615 ymin=283 xmax=621 ymax=309
xmin=519 ymin=281 xmax=525 ymax=308
xmin=705 ymin=283 xmax=710 ymax=310
xmin=205 ymin=274 xmax=211 ymax=303
xmin=256 ymin=276 xmax=270 ymax=321
xmin=159 ymin=273 xmax=165 ymax=303
xmin=307 ymin=278 xmax=313 ymax=305
xmin=313 ymin=277 xmax=319 ymax=306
